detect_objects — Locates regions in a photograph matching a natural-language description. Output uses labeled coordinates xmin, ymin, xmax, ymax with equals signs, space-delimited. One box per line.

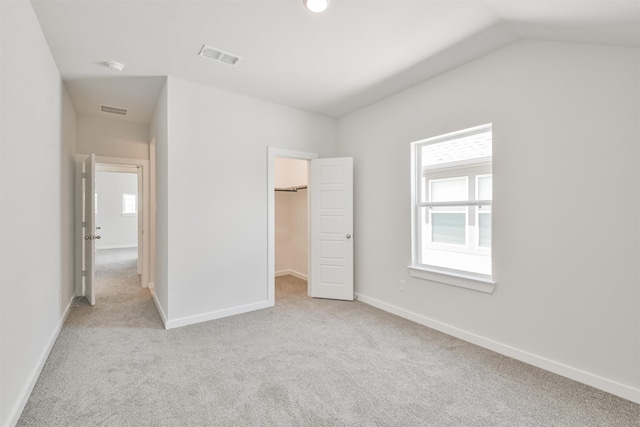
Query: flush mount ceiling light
xmin=106 ymin=61 xmax=125 ymax=72
xmin=304 ymin=0 xmax=329 ymax=13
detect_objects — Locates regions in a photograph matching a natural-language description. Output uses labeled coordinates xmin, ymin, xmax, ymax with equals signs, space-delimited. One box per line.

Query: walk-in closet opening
xmin=274 ymin=157 xmax=309 ymax=301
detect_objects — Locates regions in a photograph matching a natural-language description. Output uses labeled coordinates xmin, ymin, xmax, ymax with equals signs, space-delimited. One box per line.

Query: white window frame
xmin=475 ymin=174 xmax=492 ymax=251
xmin=409 ymin=124 xmax=495 ymax=293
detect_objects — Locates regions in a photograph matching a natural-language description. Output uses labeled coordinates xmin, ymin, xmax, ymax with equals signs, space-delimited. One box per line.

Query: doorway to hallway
xmin=94 ymin=168 xmax=141 ymax=299
xmin=76 ymin=155 xmax=151 ymax=306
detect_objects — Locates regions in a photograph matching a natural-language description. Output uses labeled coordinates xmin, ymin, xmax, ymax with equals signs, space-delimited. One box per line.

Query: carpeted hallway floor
xmin=17 ymin=249 xmax=640 ymax=426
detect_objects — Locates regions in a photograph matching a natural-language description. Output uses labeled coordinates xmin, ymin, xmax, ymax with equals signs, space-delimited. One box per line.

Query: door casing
xmin=75 ymin=154 xmax=151 ymax=298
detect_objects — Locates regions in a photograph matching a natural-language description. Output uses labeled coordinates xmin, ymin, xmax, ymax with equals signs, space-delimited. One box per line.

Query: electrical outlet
xmin=399 ymin=280 xmax=407 ymax=292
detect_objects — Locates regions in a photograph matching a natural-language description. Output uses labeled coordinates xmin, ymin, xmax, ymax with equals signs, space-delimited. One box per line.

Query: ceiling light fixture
xmin=106 ymin=61 xmax=125 ymax=72
xmin=303 ymin=0 xmax=329 ymax=13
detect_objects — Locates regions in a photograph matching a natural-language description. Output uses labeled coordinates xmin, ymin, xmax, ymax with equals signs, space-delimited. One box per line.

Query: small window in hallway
xmin=122 ymin=193 xmax=137 ymax=216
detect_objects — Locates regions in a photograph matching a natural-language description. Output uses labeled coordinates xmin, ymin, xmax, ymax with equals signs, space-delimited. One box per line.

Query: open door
xmin=83 ymin=154 xmax=98 ymax=305
xmin=310 ymin=157 xmax=354 ymax=300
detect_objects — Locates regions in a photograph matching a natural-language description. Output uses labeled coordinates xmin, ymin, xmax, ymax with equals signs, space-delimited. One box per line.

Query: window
xmin=122 ymin=194 xmax=137 ymax=216
xmin=410 ymin=124 xmax=493 ymax=291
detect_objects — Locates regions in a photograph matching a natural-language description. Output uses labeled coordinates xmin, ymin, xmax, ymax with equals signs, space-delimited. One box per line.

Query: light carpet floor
xmin=18 ymin=249 xmax=640 ymax=426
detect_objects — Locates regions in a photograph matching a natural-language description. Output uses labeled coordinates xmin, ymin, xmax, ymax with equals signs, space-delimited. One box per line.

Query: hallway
xmin=75 ymin=248 xmax=161 ymax=328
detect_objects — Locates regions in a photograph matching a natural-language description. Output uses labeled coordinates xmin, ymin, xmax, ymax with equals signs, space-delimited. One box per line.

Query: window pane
xmin=122 ymin=194 xmax=136 ymax=215
xmin=422 ymin=130 xmax=492 ymax=168
xmin=432 ymin=212 xmax=466 ymax=245
xmin=478 ymin=212 xmax=491 ymax=248
xmin=477 ymin=175 xmax=492 ymax=200
xmin=430 ymin=177 xmax=467 ymax=202
xmin=422 ymin=177 xmax=428 ymax=204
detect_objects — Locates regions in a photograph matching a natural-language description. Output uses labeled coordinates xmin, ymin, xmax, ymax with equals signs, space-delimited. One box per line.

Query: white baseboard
xmin=275 ymin=269 xmax=308 ymax=281
xmin=150 ymin=289 xmax=168 ymax=329
xmin=355 ymin=292 xmax=640 ymax=404
xmin=96 ymin=244 xmax=138 ymax=250
xmin=5 ymin=296 xmax=75 ymax=427
xmin=166 ymin=300 xmax=272 ymax=330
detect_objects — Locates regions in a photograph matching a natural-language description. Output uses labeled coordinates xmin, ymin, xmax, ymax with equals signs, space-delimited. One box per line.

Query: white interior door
xmin=83 ymin=154 xmax=97 ymax=305
xmin=310 ymin=157 xmax=354 ymax=300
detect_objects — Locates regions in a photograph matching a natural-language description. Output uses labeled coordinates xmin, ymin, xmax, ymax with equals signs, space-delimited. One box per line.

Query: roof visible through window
xmin=422 ymin=131 xmax=491 ymax=168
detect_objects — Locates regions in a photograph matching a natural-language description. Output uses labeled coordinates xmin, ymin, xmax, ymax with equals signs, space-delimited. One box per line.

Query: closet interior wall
xmin=274 ymin=158 xmax=308 ymax=280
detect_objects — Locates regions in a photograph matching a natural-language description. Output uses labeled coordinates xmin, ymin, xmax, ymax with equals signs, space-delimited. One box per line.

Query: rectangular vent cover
xmin=198 ymin=45 xmax=242 ymax=66
xmin=100 ymin=105 xmax=128 ymax=116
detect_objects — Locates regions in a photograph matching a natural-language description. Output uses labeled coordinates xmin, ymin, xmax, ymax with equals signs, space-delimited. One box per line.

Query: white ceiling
xmin=30 ymin=0 xmax=640 ymax=124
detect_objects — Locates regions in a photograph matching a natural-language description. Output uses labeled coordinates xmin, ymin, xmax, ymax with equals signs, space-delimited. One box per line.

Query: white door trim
xmin=267 ymin=147 xmax=318 ymax=306
xmin=75 ymin=154 xmax=151 ymax=296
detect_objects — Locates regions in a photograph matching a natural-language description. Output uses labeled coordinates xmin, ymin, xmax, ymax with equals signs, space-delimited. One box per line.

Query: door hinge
xmin=82 ymin=270 xmax=86 ymax=277
xmin=82 ymin=221 xmax=86 ymax=227
xmin=82 ymin=172 xmax=87 ymax=178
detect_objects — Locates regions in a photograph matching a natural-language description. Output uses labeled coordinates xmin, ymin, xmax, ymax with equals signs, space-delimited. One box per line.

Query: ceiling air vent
xmin=100 ymin=104 xmax=128 ymax=116
xmin=198 ymin=45 xmax=242 ymax=66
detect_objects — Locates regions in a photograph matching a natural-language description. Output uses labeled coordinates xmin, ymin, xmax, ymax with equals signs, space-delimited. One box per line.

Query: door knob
xmin=96 ymin=226 xmax=101 ymax=230
xmin=346 ymin=234 xmax=351 ymax=239
xmin=95 ymin=235 xmax=101 ymax=240
xmin=84 ymin=235 xmax=91 ymax=240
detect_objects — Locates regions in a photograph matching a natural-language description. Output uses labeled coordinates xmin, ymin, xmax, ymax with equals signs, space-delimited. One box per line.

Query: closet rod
xmin=274 ymin=185 xmax=307 ymax=192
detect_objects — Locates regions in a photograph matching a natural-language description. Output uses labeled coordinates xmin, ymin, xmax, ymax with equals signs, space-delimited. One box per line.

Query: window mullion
xmin=419 ymin=200 xmax=491 ymax=208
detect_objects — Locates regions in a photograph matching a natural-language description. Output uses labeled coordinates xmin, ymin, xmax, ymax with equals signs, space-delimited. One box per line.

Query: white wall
xmin=95 ymin=172 xmax=138 ymax=250
xmin=76 ymin=115 xmax=149 ymax=160
xmin=149 ymin=80 xmax=168 ymax=321
xmin=157 ymin=77 xmax=336 ymax=327
xmin=0 ymin=1 xmax=77 ymax=426
xmin=337 ymin=40 xmax=640 ymax=401
xmin=275 ymin=158 xmax=308 ymax=278
xmin=61 ymin=78 xmax=77 ymax=327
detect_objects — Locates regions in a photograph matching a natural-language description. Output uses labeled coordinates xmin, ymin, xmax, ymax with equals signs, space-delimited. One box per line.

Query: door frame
xmin=267 ymin=147 xmax=317 ymax=306
xmin=75 ymin=154 xmax=151 ymax=297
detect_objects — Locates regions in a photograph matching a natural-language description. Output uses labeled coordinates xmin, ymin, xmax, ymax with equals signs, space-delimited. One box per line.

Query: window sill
xmin=408 ymin=265 xmax=495 ymax=294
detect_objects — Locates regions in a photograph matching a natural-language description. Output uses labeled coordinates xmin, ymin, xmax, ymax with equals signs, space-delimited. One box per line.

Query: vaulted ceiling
xmin=31 ymin=0 xmax=640 ymax=123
